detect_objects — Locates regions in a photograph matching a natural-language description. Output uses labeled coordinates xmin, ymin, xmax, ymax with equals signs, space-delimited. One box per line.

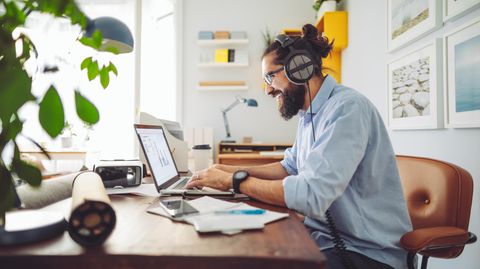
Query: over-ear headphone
xmin=275 ymin=34 xmax=318 ymax=85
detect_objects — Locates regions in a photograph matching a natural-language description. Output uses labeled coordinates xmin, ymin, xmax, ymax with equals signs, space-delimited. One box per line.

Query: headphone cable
xmin=305 ymin=82 xmax=357 ymax=269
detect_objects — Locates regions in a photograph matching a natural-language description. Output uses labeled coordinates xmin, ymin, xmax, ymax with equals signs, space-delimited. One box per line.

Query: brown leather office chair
xmin=396 ymin=155 xmax=477 ymax=269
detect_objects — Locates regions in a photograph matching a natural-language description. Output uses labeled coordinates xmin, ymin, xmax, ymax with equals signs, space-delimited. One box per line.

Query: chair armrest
xmin=400 ymin=226 xmax=470 ymax=252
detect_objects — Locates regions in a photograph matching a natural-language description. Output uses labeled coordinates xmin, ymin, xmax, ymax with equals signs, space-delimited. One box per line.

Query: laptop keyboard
xmin=171 ymin=177 xmax=190 ymax=190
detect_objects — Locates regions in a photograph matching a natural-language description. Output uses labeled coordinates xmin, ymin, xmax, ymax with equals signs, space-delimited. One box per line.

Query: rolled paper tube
xmin=68 ymin=171 xmax=116 ymax=246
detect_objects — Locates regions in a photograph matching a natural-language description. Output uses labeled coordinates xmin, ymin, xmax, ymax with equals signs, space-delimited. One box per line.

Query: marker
xmin=214 ymin=209 xmax=266 ymax=215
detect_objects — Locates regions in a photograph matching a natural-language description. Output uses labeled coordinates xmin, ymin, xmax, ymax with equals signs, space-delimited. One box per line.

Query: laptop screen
xmin=135 ymin=125 xmax=178 ymax=188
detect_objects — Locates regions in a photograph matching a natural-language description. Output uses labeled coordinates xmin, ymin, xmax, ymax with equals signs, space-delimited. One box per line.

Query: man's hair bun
xmin=302 ymin=24 xmax=319 ymax=41
xmin=301 ymin=24 xmax=333 ymax=59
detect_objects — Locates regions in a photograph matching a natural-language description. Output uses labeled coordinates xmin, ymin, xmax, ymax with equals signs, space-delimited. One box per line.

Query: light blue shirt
xmin=281 ymin=75 xmax=412 ymax=269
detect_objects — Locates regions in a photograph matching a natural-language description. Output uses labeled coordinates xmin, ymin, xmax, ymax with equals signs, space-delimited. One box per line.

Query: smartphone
xmin=159 ymin=199 xmax=199 ymax=218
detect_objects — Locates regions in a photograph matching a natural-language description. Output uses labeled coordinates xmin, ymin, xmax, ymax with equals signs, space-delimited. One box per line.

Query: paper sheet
xmin=147 ymin=196 xmax=289 ymax=234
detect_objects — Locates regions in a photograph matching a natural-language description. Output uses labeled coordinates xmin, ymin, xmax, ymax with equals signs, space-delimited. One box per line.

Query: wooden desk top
xmin=0 ymin=195 xmax=325 ymax=269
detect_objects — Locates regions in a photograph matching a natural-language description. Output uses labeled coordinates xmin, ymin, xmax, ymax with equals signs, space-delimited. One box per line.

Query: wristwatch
xmin=232 ymin=170 xmax=249 ymax=194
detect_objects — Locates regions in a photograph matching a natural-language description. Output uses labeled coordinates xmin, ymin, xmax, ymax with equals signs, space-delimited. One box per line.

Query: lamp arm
xmin=222 ymin=111 xmax=231 ymax=138
xmin=222 ymin=99 xmax=241 ymax=113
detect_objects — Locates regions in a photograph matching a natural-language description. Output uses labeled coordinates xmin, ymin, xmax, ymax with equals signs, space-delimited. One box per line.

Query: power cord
xmin=305 ymin=82 xmax=357 ymax=269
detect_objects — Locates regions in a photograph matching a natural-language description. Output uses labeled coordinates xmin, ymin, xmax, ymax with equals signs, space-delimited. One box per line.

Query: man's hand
xmin=186 ymin=167 xmax=233 ymax=191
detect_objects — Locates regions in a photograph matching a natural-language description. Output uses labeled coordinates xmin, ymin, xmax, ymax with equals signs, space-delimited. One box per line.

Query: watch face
xmin=234 ymin=170 xmax=248 ymax=180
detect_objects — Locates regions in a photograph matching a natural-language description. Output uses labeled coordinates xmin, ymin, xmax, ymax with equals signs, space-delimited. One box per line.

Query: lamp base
xmin=0 ymin=210 xmax=66 ymax=246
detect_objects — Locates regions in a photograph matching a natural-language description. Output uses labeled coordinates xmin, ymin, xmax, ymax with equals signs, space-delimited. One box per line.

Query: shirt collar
xmin=299 ymin=75 xmax=336 ymax=118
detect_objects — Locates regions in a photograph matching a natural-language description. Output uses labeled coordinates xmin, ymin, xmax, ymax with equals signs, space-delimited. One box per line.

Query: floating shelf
xmin=198 ymin=62 xmax=249 ymax=68
xmin=197 ymin=85 xmax=248 ymax=91
xmin=197 ymin=39 xmax=249 ymax=46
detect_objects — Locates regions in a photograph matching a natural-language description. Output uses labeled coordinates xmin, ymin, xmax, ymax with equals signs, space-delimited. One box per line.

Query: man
xmin=187 ymin=24 xmax=412 ymax=269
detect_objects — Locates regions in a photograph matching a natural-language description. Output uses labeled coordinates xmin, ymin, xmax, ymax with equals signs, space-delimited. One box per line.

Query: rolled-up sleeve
xmin=281 ymin=140 xmax=298 ymax=175
xmin=283 ymin=99 xmax=371 ymax=219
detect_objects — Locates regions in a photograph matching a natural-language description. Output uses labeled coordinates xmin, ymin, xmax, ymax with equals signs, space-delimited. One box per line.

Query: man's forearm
xmin=215 ymin=162 xmax=289 ymax=180
xmin=239 ymin=177 xmax=286 ymax=207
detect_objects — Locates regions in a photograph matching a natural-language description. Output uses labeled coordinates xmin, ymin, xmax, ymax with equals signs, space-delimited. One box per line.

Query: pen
xmin=214 ymin=209 xmax=266 ymax=215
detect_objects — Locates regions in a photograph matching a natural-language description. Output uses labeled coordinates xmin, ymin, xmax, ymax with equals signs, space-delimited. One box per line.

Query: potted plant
xmin=261 ymin=26 xmax=276 ymax=50
xmin=60 ymin=122 xmax=77 ymax=148
xmin=313 ymin=0 xmax=342 ymax=19
xmin=82 ymin=122 xmax=94 ymax=147
xmin=0 ymin=0 xmax=121 ymax=226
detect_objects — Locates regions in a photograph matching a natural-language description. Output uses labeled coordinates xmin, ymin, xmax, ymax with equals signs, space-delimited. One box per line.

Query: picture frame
xmin=387 ymin=0 xmax=442 ymax=51
xmin=444 ymin=18 xmax=480 ymax=128
xmin=388 ymin=39 xmax=443 ymax=130
xmin=443 ymin=0 xmax=480 ymax=22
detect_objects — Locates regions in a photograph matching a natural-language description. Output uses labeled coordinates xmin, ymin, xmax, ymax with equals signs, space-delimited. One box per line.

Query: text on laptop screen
xmin=136 ymin=127 xmax=177 ymax=187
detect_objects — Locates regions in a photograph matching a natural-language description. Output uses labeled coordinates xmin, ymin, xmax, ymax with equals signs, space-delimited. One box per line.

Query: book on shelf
xmin=214 ymin=49 xmax=229 ymax=63
xmin=230 ymin=31 xmax=247 ymax=39
xmin=198 ymin=31 xmax=214 ymax=40
xmin=228 ymin=49 xmax=235 ymax=62
xmin=214 ymin=31 xmax=230 ymax=39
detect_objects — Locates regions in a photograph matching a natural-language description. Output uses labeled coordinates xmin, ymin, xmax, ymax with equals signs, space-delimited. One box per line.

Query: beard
xmin=271 ymin=83 xmax=306 ymax=120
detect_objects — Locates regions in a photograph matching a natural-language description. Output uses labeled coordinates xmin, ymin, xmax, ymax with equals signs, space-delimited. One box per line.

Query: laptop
xmin=134 ymin=124 xmax=233 ymax=196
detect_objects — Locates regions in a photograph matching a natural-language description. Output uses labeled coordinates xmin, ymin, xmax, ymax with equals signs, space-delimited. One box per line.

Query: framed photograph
xmin=444 ymin=18 xmax=480 ymax=128
xmin=443 ymin=0 xmax=480 ymax=22
xmin=388 ymin=39 xmax=443 ymax=130
xmin=387 ymin=0 xmax=442 ymax=51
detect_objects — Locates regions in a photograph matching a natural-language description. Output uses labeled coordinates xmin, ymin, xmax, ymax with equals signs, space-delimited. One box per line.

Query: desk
xmin=0 ymin=195 xmax=325 ymax=269
xmin=20 ymin=148 xmax=98 ymax=174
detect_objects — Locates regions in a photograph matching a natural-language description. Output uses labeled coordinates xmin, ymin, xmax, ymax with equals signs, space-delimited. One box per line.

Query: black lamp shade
xmin=86 ymin=17 xmax=134 ymax=53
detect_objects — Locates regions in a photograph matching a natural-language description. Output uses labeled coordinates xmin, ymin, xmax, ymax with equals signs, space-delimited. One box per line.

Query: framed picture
xmin=443 ymin=0 xmax=480 ymax=22
xmin=444 ymin=18 xmax=480 ymax=128
xmin=387 ymin=0 xmax=442 ymax=51
xmin=388 ymin=39 xmax=443 ymax=130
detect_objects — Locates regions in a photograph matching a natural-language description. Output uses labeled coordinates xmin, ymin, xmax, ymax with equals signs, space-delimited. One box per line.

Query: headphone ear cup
xmin=284 ymin=53 xmax=315 ymax=85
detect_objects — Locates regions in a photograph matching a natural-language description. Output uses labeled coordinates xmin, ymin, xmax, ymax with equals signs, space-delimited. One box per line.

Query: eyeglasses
xmin=263 ymin=66 xmax=284 ymax=86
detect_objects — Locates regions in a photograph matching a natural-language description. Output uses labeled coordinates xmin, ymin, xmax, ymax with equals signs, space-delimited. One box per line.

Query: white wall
xmin=342 ymin=1 xmax=480 ymax=268
xmin=181 ymin=0 xmax=315 ymax=145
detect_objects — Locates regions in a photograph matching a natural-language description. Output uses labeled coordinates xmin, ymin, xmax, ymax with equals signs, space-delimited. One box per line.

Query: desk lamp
xmin=85 ymin=17 xmax=134 ymax=53
xmin=221 ymin=96 xmax=258 ymax=143
xmin=0 ymin=16 xmax=134 ymax=247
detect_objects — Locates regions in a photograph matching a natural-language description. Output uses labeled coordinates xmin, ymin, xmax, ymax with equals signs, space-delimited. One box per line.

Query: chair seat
xmin=400 ymin=226 xmax=469 ymax=256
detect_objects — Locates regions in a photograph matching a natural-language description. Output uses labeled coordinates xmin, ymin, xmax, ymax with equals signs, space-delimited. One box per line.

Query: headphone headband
xmin=275 ymin=34 xmax=296 ymax=48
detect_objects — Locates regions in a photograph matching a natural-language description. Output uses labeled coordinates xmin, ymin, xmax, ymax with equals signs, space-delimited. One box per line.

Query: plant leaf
xmin=87 ymin=60 xmax=99 ymax=81
xmin=38 ymin=86 xmax=65 ymax=138
xmin=75 ymin=91 xmax=99 ymax=124
xmin=4 ymin=115 xmax=23 ymax=141
xmin=79 ymin=36 xmax=96 ymax=48
xmin=108 ymin=62 xmax=118 ymax=76
xmin=80 ymin=57 xmax=92 ymax=70
xmin=92 ymin=30 xmax=103 ymax=48
xmin=104 ymin=46 xmax=120 ymax=55
xmin=12 ymin=158 xmax=42 ymax=187
xmin=99 ymin=67 xmax=110 ymax=89
xmin=0 ymin=165 xmax=15 ymax=217
xmin=0 ymin=65 xmax=35 ymax=123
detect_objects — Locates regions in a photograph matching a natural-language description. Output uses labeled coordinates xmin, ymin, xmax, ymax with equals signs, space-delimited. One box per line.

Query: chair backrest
xmin=396 ymin=155 xmax=474 ymax=257
xmin=396 ymin=155 xmax=473 ymax=230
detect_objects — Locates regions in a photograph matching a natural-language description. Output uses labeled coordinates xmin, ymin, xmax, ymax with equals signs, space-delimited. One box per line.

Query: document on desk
xmin=147 ymin=196 xmax=289 ymax=235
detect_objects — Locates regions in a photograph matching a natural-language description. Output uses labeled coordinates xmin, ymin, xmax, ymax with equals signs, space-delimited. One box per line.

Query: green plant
xmin=312 ymin=0 xmax=341 ymax=12
xmin=61 ymin=121 xmax=76 ymax=137
xmin=0 ymin=0 xmax=119 ymax=226
xmin=260 ymin=26 xmax=276 ymax=50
